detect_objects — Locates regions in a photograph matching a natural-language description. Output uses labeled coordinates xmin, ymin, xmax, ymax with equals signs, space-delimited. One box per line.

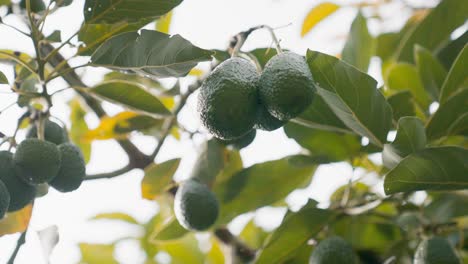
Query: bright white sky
xmin=0 ymin=0 xmax=418 ymax=263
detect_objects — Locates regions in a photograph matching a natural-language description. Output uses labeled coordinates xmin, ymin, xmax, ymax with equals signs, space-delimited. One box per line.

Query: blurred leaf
xmin=333 ymin=214 xmax=401 ymax=253
xmin=301 ymin=2 xmax=340 ymax=37
xmin=376 ymin=33 xmax=399 ymax=62
xmin=37 ymin=225 xmax=59 ymax=262
xmin=83 ymin=0 xmax=182 ymax=24
xmin=284 ymin=243 xmax=314 ymax=264
xmin=425 ymin=193 xmax=468 ymax=223
xmin=285 ymin=122 xmax=360 ymax=161
xmin=239 ymin=220 xmax=270 ymax=249
xmin=86 ymin=81 xmax=171 ymax=118
xmin=214 ymin=148 xmax=243 ymax=184
xmin=0 ymin=204 xmax=33 ymax=236
xmin=247 ymin=48 xmax=280 ymax=69
xmin=0 ymin=71 xmax=8 ymax=84
xmin=206 ymin=238 xmax=225 ymax=264
xmin=426 ymin=89 xmax=468 ymax=141
xmin=156 ymin=11 xmax=173 ymax=34
xmin=382 ymin=117 xmax=426 ymax=169
xmin=395 ymin=0 xmax=468 ymax=63
xmin=188 ymin=68 xmax=204 ymax=77
xmin=90 ymin=30 xmax=213 ymax=78
xmin=387 ymin=91 xmax=416 ymax=122
xmin=17 ymin=78 xmax=39 ymax=107
xmin=52 ymin=0 xmax=73 ymax=7
xmin=214 ymin=155 xmax=318 ymax=224
xmin=141 ymin=159 xmax=180 ymax=200
xmin=414 ymin=45 xmax=447 ymax=100
xmin=342 ymin=12 xmax=374 ymax=72
xmin=330 ymin=182 xmax=371 ymax=208
xmin=91 ymin=212 xmax=139 ymax=225
xmin=157 ymin=234 xmax=205 ymax=264
xmin=79 ymin=243 xmax=117 ymax=264
xmin=45 ymin=30 xmax=62 ymax=43
xmin=150 ymin=217 xmax=188 ymax=242
xmin=439 ymin=45 xmax=468 ymax=103
xmin=384 ymin=146 xmax=468 ymax=194
xmin=69 ymin=99 xmax=91 ymax=163
xmin=437 ymin=30 xmax=468 ymax=69
xmin=0 ymin=0 xmax=11 ymax=6
xmin=190 ymin=139 xmax=225 ymax=185
xmin=307 ymin=50 xmax=392 ymax=147
xmin=255 ymin=201 xmax=336 ymax=264
xmin=386 ymin=63 xmax=430 ymax=110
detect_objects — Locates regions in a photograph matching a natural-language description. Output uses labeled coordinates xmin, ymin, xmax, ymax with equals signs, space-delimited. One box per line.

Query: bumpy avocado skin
xmin=309 ymin=236 xmax=359 ymax=264
xmin=259 ymin=52 xmax=316 ymax=121
xmin=49 ymin=143 xmax=86 ymax=192
xmin=198 ymin=57 xmax=259 ymax=140
xmin=27 ymin=120 xmax=69 ymax=145
xmin=0 ymin=151 xmax=36 ymax=212
xmin=414 ymin=237 xmax=460 ymax=264
xmin=14 ymin=139 xmax=62 ymax=185
xmin=220 ymin=129 xmax=256 ymax=149
xmin=254 ymin=103 xmax=286 ymax=131
xmin=174 ymin=179 xmax=219 ymax=231
xmin=0 ymin=180 xmax=10 ymax=218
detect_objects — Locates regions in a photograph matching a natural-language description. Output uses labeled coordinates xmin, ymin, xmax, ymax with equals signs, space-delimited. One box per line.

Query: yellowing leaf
xmin=84 ymin=112 xmax=138 ymax=141
xmin=156 ymin=11 xmax=173 ymax=34
xmin=0 ymin=205 xmax=33 ymax=236
xmin=141 ymin=159 xmax=180 ymax=200
xmin=69 ymin=98 xmax=91 ymax=163
xmin=301 ymin=2 xmax=340 ymax=37
xmin=188 ymin=68 xmax=204 ymax=77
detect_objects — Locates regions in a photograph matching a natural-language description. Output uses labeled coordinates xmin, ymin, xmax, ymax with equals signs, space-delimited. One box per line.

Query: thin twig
xmin=7 ymin=229 xmax=27 ymax=264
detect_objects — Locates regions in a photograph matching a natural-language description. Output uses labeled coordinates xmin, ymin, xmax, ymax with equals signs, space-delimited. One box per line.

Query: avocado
xmin=49 ymin=143 xmax=86 ymax=192
xmin=309 ymin=236 xmax=359 ymax=264
xmin=26 ymin=119 xmax=69 ymax=145
xmin=0 ymin=179 xmax=10 ymax=218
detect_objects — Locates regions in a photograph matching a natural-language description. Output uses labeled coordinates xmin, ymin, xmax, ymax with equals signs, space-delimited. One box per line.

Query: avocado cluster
xmin=174 ymin=179 xmax=219 ymax=231
xmin=0 ymin=119 xmax=86 ymax=218
xmin=198 ymin=52 xmax=316 ymax=147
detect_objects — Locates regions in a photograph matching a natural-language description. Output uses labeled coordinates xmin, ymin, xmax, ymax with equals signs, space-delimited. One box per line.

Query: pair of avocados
xmin=0 ymin=120 xmax=86 ymax=218
xmin=309 ymin=236 xmax=460 ymax=264
xmin=198 ymin=52 xmax=316 ymax=143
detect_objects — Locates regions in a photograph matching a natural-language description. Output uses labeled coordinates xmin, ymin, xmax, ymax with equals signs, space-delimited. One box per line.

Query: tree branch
xmin=214 ymin=227 xmax=257 ymax=262
xmin=7 ymin=229 xmax=27 ymax=264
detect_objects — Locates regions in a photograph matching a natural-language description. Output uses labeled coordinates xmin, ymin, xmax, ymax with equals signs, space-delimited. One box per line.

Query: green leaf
xmin=52 ymin=0 xmax=73 ymax=7
xmin=0 ymin=0 xmax=11 ymax=6
xmin=141 ymin=159 xmax=180 ymax=200
xmin=90 ymin=30 xmax=213 ymax=78
xmin=414 ymin=45 xmax=447 ymax=100
xmin=247 ymin=48 xmax=280 ymax=69
xmin=150 ymin=217 xmax=188 ymax=242
xmin=239 ymin=220 xmax=270 ymax=249
xmin=439 ymin=45 xmax=468 ymax=103
xmin=383 ymin=117 xmax=426 ymax=169
xmin=284 ymin=122 xmax=360 ymax=161
xmin=86 ymin=81 xmax=171 ymax=118
xmin=190 ymin=139 xmax=225 ymax=185
xmin=426 ymin=89 xmax=468 ymax=141
xmin=45 ymin=30 xmax=62 ymax=43
xmin=307 ymin=50 xmax=392 ymax=147
xmin=79 ymin=243 xmax=117 ymax=264
xmin=386 ymin=63 xmax=431 ymax=110
xmin=91 ymin=212 xmax=139 ymax=225
xmin=214 ymin=155 xmax=318 ymax=224
xmin=255 ymin=201 xmax=336 ymax=264
xmin=376 ymin=32 xmax=399 ymax=62
xmin=0 ymin=71 xmax=8 ymax=84
xmin=157 ymin=235 xmax=205 ymax=264
xmin=425 ymin=193 xmax=468 ymax=223
xmin=69 ymin=99 xmax=91 ymax=163
xmin=342 ymin=12 xmax=374 ymax=72
xmin=437 ymin=30 xmax=468 ymax=69
xmin=395 ymin=0 xmax=468 ymax=63
xmin=387 ymin=91 xmax=416 ymax=122
xmin=83 ymin=0 xmax=182 ymax=24
xmin=384 ymin=146 xmax=468 ymax=195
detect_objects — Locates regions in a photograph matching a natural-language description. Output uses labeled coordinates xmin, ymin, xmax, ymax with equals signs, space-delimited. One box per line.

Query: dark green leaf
xmin=384 ymin=146 xmax=468 ymax=194
xmin=383 ymin=117 xmax=426 ymax=169
xmin=395 ymin=0 xmax=468 ymax=63
xmin=83 ymin=0 xmax=182 ymax=24
xmin=284 ymin=122 xmax=360 ymax=161
xmin=86 ymin=81 xmax=171 ymax=118
xmin=386 ymin=63 xmax=430 ymax=110
xmin=387 ymin=91 xmax=416 ymax=121
xmin=439 ymin=45 xmax=468 ymax=103
xmin=53 ymin=0 xmax=72 ymax=7
xmin=214 ymin=155 xmax=318 ymax=224
xmin=437 ymin=30 xmax=468 ymax=69
xmin=45 ymin=30 xmax=62 ymax=43
xmin=255 ymin=201 xmax=336 ymax=264
xmin=0 ymin=71 xmax=7 ymax=84
xmin=90 ymin=30 xmax=213 ymax=78
xmin=376 ymin=32 xmax=399 ymax=62
xmin=414 ymin=45 xmax=447 ymax=100
xmin=141 ymin=159 xmax=180 ymax=200
xmin=150 ymin=217 xmax=188 ymax=242
xmin=426 ymin=89 xmax=468 ymax=141
xmin=307 ymin=50 xmax=392 ymax=147
xmin=342 ymin=12 xmax=374 ymax=72
xmin=425 ymin=193 xmax=468 ymax=223
xmin=190 ymin=139 xmax=225 ymax=185
xmin=247 ymin=48 xmax=280 ymax=69
xmin=91 ymin=212 xmax=139 ymax=225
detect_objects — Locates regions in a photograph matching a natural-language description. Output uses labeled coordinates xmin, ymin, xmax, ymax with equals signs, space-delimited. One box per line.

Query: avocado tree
xmin=0 ymin=0 xmax=467 ymax=263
